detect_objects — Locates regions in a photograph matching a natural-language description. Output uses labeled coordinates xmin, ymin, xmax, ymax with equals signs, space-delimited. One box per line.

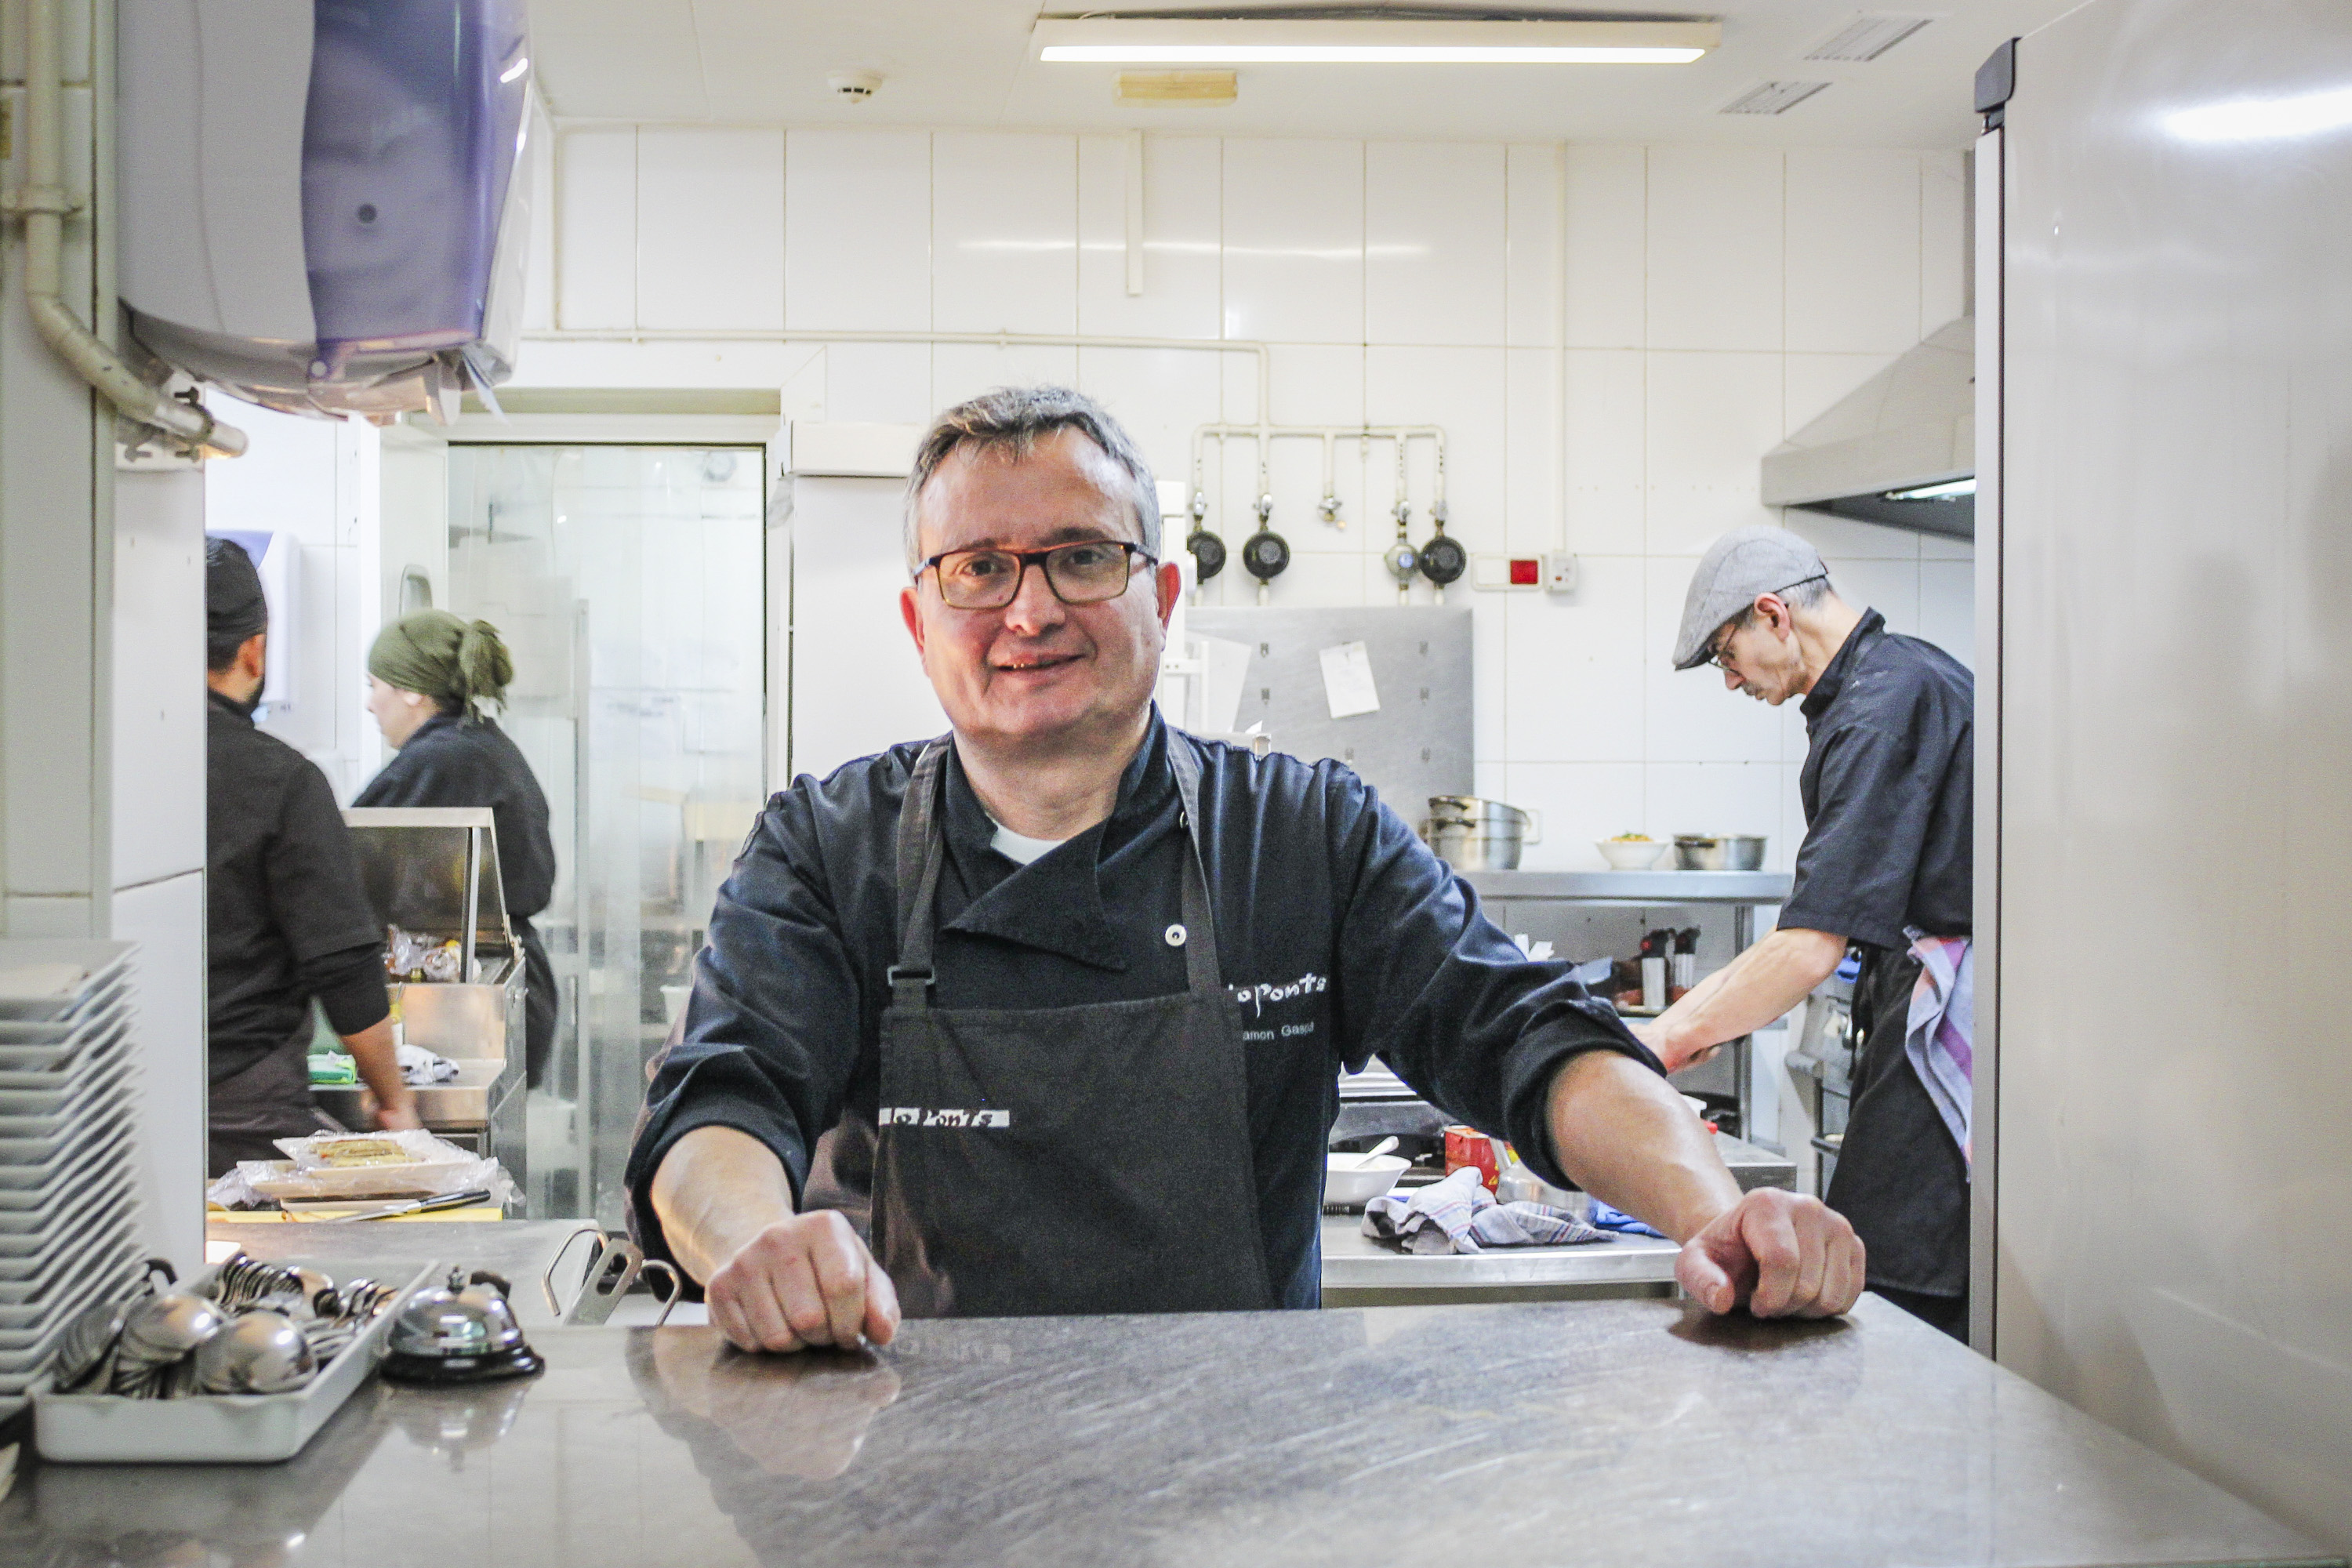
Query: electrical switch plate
xmin=1472 ymin=554 xmax=1578 ymax=592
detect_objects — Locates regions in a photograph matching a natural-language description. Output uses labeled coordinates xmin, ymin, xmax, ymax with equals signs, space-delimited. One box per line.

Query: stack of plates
xmin=0 ymin=939 xmax=143 ymax=1398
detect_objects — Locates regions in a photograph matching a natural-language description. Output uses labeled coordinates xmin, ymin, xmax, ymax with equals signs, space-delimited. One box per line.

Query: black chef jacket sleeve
xmin=625 ymin=786 xmax=851 ymax=1261
xmin=1778 ymin=722 xmax=1939 ymax=953
xmin=1323 ymin=770 xmax=1665 ymax=1192
xmin=270 ymin=765 xmax=390 ymax=1036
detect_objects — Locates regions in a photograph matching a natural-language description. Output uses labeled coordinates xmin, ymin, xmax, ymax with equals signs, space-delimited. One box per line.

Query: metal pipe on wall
xmin=8 ymin=0 xmax=245 ymax=458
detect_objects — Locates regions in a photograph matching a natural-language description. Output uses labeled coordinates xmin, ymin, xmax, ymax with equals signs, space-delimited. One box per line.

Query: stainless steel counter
xmin=7 ymin=1298 xmax=2332 ymax=1568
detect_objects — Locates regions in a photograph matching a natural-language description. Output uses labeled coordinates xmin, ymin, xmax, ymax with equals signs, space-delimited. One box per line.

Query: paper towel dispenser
xmin=118 ymin=0 xmax=533 ymax=423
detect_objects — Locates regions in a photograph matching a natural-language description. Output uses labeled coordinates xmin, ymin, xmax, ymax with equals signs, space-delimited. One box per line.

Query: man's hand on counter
xmin=705 ymin=1210 xmax=902 ymax=1355
xmin=1544 ymin=1050 xmax=1864 ymax=1319
xmin=654 ymin=1125 xmax=902 ymax=1355
xmin=1674 ymin=1188 xmax=1863 ymax=1319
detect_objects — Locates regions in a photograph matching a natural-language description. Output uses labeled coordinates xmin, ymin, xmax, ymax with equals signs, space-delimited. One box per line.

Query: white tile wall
xmin=1077 ymin=134 xmax=1222 ymax=341
xmin=1646 ymin=146 xmax=1783 ymax=354
xmin=934 ymin=132 xmax=1077 ymax=336
xmin=557 ymin=129 xmax=636 ymax=328
xmin=1645 ymin=350 xmax=1784 ymax=554
xmin=1221 ymin=139 xmax=1363 ymax=345
xmin=528 ymin=129 xmax=1978 ymax=877
xmin=1365 ymin=141 xmax=1506 ymax=347
xmin=1505 ymin=144 xmax=1563 ymax=350
xmin=637 ymin=128 xmax=784 ymax=331
xmin=784 ymin=129 xmax=931 ymax=332
xmin=1785 ymin=149 xmax=1921 ymax=355
xmin=1563 ymin=145 xmax=1646 ymax=350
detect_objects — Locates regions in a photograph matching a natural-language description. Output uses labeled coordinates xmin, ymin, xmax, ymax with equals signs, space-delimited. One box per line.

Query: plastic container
xmin=33 ymin=1260 xmax=437 ymax=1464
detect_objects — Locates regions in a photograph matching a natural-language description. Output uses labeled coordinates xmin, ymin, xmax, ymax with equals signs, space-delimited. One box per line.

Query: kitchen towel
xmin=1903 ymin=931 xmax=1974 ymax=1166
xmin=1362 ymin=1166 xmax=1610 ymax=1254
xmin=396 ymin=1043 xmax=461 ymax=1087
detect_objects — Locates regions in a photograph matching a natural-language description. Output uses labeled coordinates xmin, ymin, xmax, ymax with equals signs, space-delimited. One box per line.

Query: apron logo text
xmin=880 ymin=1105 xmax=1012 ymax=1129
xmin=1229 ymin=971 xmax=1327 ymax=1017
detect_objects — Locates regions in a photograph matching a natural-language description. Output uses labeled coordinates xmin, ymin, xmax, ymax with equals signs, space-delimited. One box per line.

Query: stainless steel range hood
xmin=1760 ymin=317 xmax=1974 ymax=539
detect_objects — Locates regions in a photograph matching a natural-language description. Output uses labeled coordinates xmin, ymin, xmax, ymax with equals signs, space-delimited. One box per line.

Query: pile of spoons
xmin=53 ymin=1252 xmax=397 ymax=1399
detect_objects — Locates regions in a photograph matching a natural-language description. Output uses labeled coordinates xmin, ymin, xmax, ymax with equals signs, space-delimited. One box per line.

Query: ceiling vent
xmin=1720 ymin=80 xmax=1830 ymax=115
xmin=1803 ymin=14 xmax=1934 ymax=63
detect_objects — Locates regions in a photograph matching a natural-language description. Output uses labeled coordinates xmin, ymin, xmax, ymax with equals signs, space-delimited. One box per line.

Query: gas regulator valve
xmin=1417 ymin=500 xmax=1466 ymax=591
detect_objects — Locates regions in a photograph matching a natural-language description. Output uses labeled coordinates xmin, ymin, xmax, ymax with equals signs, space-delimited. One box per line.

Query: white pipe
xmin=9 ymin=0 xmax=245 ymax=457
xmin=1185 ymin=423 xmax=1445 ymax=535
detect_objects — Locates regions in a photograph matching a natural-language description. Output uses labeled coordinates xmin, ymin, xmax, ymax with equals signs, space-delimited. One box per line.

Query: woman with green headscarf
xmin=358 ymin=611 xmax=561 ymax=1087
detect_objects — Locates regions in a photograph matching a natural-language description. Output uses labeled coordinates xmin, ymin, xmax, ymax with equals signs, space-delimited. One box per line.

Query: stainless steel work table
xmin=7 ymin=1298 xmax=2332 ymax=1568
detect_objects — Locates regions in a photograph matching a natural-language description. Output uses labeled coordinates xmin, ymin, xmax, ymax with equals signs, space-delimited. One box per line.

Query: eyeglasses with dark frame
xmin=1705 ymin=615 xmax=1751 ymax=670
xmin=917 ymin=539 xmax=1156 ymax=611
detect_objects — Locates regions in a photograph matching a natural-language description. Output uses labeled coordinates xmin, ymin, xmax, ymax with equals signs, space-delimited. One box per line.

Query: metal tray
xmin=314 ymin=1057 xmax=506 ymax=1131
xmin=33 ymin=1259 xmax=437 ymax=1463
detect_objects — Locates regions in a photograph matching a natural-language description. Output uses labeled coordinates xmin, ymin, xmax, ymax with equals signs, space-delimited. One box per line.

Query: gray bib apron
xmin=867 ymin=735 xmax=1276 ymax=1319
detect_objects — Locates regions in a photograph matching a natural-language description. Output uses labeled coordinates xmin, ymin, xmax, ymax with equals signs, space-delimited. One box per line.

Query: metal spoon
xmin=1329 ymin=1136 xmax=1399 ymax=1170
xmin=113 ymin=1291 xmax=227 ymax=1376
xmin=194 ymin=1311 xmax=316 ymax=1395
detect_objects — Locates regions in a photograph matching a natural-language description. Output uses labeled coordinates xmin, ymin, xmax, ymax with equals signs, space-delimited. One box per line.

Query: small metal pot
xmin=1426 ymin=797 xmax=1536 ymax=871
xmin=1672 ymin=834 xmax=1766 ymax=871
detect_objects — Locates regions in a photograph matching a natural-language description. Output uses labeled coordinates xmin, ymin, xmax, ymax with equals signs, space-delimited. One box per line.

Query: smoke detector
xmin=827 ymin=67 xmax=883 ymax=101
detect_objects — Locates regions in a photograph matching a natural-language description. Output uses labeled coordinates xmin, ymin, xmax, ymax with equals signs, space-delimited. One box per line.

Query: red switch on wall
xmin=1508 ymin=557 xmax=1541 ymax=585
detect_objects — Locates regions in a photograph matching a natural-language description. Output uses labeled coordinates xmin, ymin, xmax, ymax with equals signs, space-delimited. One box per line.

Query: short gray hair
xmin=903 ymin=386 xmax=1160 ymax=575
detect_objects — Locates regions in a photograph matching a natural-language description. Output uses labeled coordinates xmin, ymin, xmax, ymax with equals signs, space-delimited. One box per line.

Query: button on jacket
xmin=206 ymin=694 xmax=389 ymax=1082
xmin=627 ymin=714 xmax=1661 ymax=1308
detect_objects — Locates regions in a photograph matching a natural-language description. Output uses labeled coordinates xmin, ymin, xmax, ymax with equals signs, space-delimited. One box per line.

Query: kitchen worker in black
xmin=1639 ymin=524 xmax=1974 ymax=1340
xmin=357 ymin=611 xmax=560 ymax=1086
xmin=629 ymin=387 xmax=1864 ymax=1352
xmin=205 ymin=538 xmax=417 ymax=1177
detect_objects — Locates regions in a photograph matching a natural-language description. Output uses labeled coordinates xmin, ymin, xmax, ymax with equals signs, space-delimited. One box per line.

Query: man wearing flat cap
xmin=1638 ymin=524 xmax=1975 ymax=1339
xmin=205 ymin=537 xmax=416 ymax=1176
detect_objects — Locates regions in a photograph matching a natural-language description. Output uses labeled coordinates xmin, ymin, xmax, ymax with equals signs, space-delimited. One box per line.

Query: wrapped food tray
xmin=33 ymin=1259 xmax=437 ymax=1463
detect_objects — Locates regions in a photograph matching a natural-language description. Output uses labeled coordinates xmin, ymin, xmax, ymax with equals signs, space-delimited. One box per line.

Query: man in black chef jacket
xmin=1640 ymin=525 xmax=1974 ymax=1340
xmin=628 ymin=388 xmax=1864 ymax=1352
xmin=205 ymin=538 xmax=416 ymax=1176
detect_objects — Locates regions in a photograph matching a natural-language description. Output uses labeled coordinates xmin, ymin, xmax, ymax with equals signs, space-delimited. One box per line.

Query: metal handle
xmin=640 ymin=1260 xmax=685 ymax=1327
xmin=542 ymin=1222 xmax=609 ymax=1316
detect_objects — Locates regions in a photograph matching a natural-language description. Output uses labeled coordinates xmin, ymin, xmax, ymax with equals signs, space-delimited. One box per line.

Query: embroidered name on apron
xmin=879 ymin=1105 xmax=1012 ymax=1129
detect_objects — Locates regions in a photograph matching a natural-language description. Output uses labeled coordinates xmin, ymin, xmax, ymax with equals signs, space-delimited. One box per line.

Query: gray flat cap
xmin=1670 ymin=525 xmax=1830 ymax=670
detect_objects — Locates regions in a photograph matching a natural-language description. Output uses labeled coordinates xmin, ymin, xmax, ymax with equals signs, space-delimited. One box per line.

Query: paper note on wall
xmin=1318 ymin=641 xmax=1381 ymax=719
xmin=1194 ymin=635 xmax=1254 ymax=735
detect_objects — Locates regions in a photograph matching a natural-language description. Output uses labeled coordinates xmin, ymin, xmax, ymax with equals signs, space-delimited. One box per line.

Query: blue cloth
xmin=1588 ymin=1200 xmax=1667 ymax=1239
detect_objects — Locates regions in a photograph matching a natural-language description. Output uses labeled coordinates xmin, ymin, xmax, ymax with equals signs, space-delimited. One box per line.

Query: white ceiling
xmin=525 ymin=0 xmax=2086 ymax=148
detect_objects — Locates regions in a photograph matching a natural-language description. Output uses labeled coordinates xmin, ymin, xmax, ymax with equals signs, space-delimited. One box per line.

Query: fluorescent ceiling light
xmin=1882 ymin=477 xmax=1974 ymax=502
xmin=2165 ymin=84 xmax=2352 ymax=143
xmin=1033 ymin=17 xmax=1719 ymax=65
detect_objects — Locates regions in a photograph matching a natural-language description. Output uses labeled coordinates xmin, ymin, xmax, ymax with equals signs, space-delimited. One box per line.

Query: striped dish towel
xmin=1362 ymin=1165 xmax=1610 ymax=1254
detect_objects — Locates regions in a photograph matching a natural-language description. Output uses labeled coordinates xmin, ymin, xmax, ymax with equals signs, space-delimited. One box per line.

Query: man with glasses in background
xmin=626 ymin=388 xmax=1864 ymax=1352
xmin=1641 ymin=525 xmax=1976 ymax=1340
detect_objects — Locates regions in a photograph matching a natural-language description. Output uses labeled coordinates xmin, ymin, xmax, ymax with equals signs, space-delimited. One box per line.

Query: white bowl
xmin=1595 ymin=838 xmax=1665 ymax=870
xmin=1323 ymin=1153 xmax=1410 ymax=1209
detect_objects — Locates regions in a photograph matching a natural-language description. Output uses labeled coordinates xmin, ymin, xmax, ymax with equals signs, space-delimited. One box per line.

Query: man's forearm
xmin=340 ymin=1018 xmax=416 ymax=1122
xmin=1545 ymin=1051 xmax=1742 ymax=1243
xmin=1646 ymin=927 xmax=1846 ymax=1071
xmin=652 ymin=1125 xmax=800 ymax=1285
